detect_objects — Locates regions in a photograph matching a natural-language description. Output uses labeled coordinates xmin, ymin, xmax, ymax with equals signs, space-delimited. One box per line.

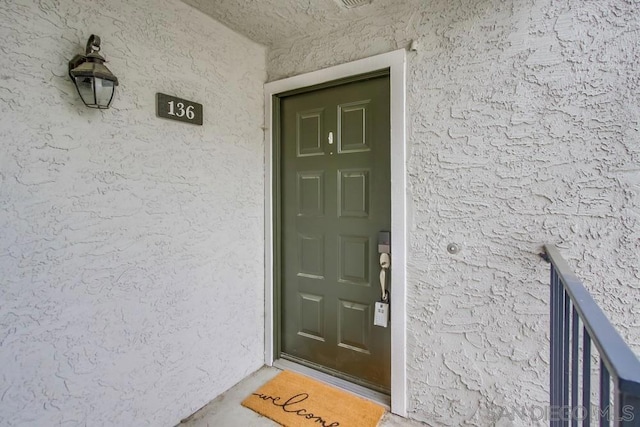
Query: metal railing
xmin=543 ymin=245 xmax=640 ymax=426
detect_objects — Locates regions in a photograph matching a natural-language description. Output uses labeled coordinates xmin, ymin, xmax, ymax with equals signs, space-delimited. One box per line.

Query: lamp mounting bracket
xmin=86 ymin=34 xmax=101 ymax=54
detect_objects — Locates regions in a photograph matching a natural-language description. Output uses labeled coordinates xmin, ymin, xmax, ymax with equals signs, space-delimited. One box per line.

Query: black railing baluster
xmin=551 ymin=265 xmax=559 ymax=423
xmin=564 ymin=292 xmax=571 ymax=420
xmin=557 ymin=271 xmax=564 ymax=422
xmin=584 ymin=332 xmax=592 ymax=427
xmin=554 ymin=266 xmax=564 ymax=427
xmin=543 ymin=245 xmax=640 ymax=427
xmin=572 ymin=307 xmax=579 ymax=427
xmin=600 ymin=362 xmax=610 ymax=426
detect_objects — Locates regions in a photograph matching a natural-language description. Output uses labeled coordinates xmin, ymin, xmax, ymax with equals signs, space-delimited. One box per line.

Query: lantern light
xmin=68 ymin=35 xmax=119 ymax=109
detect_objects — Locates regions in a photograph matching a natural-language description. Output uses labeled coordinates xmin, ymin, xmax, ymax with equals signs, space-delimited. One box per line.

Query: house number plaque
xmin=156 ymin=93 xmax=203 ymax=125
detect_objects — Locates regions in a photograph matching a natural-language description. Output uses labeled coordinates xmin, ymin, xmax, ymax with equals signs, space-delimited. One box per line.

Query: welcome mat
xmin=241 ymin=370 xmax=386 ymax=427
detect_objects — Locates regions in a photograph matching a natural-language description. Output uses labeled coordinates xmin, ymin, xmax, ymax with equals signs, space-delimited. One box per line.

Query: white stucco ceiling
xmin=182 ymin=0 xmax=420 ymax=47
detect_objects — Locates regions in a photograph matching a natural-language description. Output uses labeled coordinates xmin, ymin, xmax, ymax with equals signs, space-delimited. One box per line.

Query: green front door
xmin=279 ymin=74 xmax=391 ymax=392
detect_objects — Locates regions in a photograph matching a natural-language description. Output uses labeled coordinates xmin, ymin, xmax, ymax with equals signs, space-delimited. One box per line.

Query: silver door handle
xmin=379 ymin=253 xmax=390 ymax=302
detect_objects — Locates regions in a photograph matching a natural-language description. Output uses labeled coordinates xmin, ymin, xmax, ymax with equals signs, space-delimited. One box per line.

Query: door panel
xmin=280 ymin=75 xmax=391 ymax=392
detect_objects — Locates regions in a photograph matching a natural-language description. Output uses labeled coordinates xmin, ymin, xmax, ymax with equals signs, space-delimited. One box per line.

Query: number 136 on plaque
xmin=156 ymin=93 xmax=203 ymax=125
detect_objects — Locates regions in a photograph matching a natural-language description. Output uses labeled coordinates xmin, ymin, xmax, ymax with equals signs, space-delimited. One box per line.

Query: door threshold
xmin=273 ymin=358 xmax=391 ymax=409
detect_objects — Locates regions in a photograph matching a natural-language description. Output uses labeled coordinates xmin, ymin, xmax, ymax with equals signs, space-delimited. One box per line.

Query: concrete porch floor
xmin=178 ymin=366 xmax=430 ymax=427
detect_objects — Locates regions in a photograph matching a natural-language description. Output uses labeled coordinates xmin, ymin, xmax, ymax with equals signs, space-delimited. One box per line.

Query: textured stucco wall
xmin=0 ymin=1 xmax=266 ymax=425
xmin=268 ymin=1 xmax=640 ymax=425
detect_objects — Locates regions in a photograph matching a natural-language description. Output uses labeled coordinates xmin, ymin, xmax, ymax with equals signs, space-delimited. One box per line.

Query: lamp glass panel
xmin=75 ymin=76 xmax=96 ymax=106
xmin=94 ymin=78 xmax=115 ymax=108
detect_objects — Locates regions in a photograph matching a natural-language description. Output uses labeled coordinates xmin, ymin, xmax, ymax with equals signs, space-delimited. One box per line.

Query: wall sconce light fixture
xmin=68 ymin=35 xmax=119 ymax=109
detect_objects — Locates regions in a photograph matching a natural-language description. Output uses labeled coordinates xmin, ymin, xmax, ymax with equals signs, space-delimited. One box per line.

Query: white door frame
xmin=263 ymin=49 xmax=407 ymax=416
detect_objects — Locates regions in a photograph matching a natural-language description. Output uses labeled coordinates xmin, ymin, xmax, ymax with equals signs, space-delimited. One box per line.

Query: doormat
xmin=241 ymin=370 xmax=385 ymax=427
